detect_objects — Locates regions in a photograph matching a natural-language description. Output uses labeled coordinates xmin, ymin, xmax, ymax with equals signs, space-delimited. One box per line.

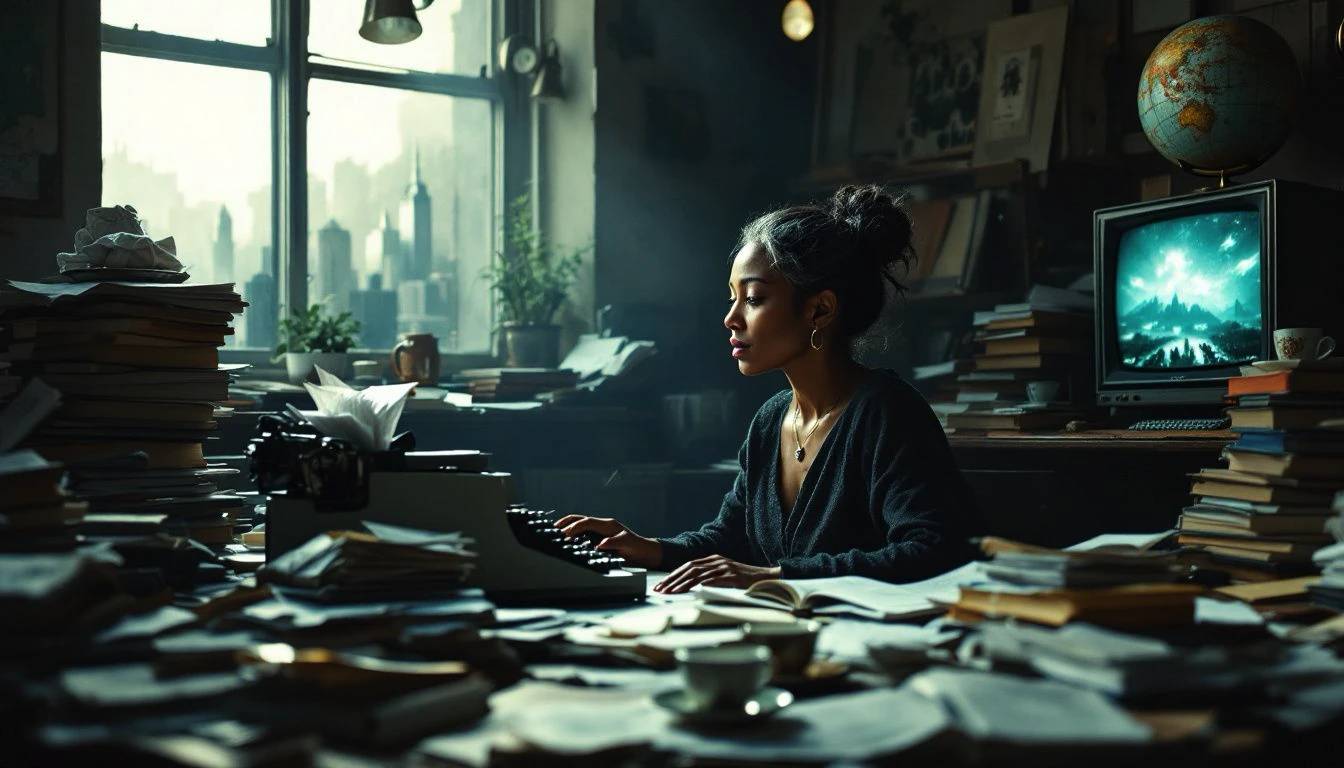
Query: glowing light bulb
xmin=782 ymin=0 xmax=814 ymax=42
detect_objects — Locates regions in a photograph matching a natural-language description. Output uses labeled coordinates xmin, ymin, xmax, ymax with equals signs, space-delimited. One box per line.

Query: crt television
xmin=1094 ymin=180 xmax=1344 ymax=407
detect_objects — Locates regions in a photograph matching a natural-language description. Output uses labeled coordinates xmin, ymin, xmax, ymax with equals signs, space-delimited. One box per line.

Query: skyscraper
xmin=212 ymin=206 xmax=234 ymax=284
xmin=399 ymin=145 xmax=433 ymax=281
xmin=369 ymin=211 xmax=405 ymax=287
xmin=245 ymin=271 xmax=277 ymax=350
xmin=351 ymin=272 xmax=398 ymax=349
xmin=316 ymin=219 xmax=353 ymax=313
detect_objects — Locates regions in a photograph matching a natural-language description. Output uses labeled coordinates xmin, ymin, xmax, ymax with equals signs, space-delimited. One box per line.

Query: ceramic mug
xmin=1273 ymin=328 xmax=1336 ymax=361
xmin=391 ymin=333 xmax=441 ymax=385
xmin=675 ymin=645 xmax=772 ymax=711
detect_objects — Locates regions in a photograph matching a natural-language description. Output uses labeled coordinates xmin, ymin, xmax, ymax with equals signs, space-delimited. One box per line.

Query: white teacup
xmin=674 ymin=644 xmax=772 ymax=711
xmin=1274 ymin=328 xmax=1336 ymax=362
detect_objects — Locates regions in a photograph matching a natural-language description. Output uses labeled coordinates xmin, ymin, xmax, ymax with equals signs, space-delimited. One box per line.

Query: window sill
xmin=219 ymin=348 xmax=499 ymax=373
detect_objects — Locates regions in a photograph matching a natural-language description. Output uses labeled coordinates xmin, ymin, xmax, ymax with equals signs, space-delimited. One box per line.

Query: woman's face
xmin=723 ymin=242 xmax=812 ymax=376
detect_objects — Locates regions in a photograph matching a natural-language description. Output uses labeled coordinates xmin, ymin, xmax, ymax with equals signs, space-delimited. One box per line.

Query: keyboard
xmin=506 ymin=506 xmax=630 ymax=574
xmin=1127 ymin=417 xmax=1231 ymax=431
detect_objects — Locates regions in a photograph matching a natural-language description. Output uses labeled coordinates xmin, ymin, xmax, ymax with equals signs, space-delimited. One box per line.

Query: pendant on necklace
xmin=794 ymin=447 xmax=806 ymax=462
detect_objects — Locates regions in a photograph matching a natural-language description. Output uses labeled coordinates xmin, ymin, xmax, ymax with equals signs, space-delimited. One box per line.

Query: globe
xmin=1138 ymin=15 xmax=1300 ymax=179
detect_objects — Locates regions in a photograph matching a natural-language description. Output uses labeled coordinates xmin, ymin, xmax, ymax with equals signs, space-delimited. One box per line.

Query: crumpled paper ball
xmin=56 ymin=204 xmax=184 ymax=272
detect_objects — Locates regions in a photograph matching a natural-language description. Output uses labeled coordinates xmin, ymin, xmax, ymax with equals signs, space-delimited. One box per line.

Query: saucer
xmin=1249 ymin=358 xmax=1344 ymax=372
xmin=652 ymin=686 xmax=794 ymax=726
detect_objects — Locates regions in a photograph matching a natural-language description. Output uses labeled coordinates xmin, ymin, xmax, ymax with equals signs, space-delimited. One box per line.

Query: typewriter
xmin=251 ymin=416 xmax=646 ymax=604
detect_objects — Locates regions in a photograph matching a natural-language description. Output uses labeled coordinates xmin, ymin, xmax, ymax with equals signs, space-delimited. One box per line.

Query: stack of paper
xmin=954 ymin=538 xmax=1201 ymax=628
xmin=1308 ymin=496 xmax=1344 ymax=609
xmin=976 ymin=620 xmax=1344 ymax=699
xmin=977 ymin=537 xmax=1188 ymax=588
xmin=0 ymin=550 xmax=128 ymax=656
xmin=454 ymin=367 xmax=579 ymax=403
xmin=0 ymin=450 xmax=85 ymax=546
xmin=0 ymin=280 xmax=248 ymax=546
xmin=260 ymin=522 xmax=477 ymax=602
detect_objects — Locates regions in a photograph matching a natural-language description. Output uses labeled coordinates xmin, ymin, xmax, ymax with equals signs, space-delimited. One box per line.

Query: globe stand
xmin=1177 ymin=160 xmax=1258 ymax=192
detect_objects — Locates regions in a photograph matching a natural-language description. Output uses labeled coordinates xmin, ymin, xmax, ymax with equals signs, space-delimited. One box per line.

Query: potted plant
xmin=482 ymin=192 xmax=590 ymax=368
xmin=274 ymin=303 xmax=362 ymax=383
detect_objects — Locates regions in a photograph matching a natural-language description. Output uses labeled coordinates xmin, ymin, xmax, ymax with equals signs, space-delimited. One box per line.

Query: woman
xmin=556 ymin=184 xmax=980 ymax=594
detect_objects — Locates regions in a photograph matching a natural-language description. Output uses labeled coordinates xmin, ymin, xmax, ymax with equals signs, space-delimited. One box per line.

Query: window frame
xmin=100 ymin=0 xmax=534 ymax=363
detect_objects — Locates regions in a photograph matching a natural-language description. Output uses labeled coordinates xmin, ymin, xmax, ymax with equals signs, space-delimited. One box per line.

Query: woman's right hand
xmin=553 ymin=515 xmax=662 ymax=569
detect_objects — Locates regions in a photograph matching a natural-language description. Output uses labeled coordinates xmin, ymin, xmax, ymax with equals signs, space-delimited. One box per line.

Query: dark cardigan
xmin=656 ymin=369 xmax=981 ymax=582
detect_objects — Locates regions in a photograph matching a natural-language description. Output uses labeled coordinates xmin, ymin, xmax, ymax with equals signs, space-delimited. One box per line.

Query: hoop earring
xmin=809 ymin=328 xmax=823 ymax=350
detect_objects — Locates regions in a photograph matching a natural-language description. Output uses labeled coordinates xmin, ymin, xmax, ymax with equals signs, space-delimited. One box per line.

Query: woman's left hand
xmin=653 ymin=555 xmax=781 ymax=594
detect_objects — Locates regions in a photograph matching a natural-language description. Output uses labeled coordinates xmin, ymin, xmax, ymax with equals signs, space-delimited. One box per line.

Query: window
xmin=101 ymin=1 xmax=508 ymax=354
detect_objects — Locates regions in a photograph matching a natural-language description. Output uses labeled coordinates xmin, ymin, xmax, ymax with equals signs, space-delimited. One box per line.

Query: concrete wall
xmin=539 ymin=0 xmax=597 ymax=353
xmin=0 ymin=1 xmax=101 ymax=282
xmin=591 ymin=0 xmax=817 ymax=410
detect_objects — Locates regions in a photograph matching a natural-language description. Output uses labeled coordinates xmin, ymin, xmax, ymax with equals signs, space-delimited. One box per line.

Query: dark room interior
xmin=3 ymin=0 xmax=1344 ymax=764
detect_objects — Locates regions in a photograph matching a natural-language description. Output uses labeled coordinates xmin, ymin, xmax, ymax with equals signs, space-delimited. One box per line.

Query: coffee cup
xmin=352 ymin=360 xmax=383 ymax=381
xmin=742 ymin=620 xmax=822 ymax=676
xmin=1026 ymin=380 xmax=1060 ymax=403
xmin=1274 ymin=328 xmax=1336 ymax=361
xmin=674 ymin=644 xmax=772 ymax=711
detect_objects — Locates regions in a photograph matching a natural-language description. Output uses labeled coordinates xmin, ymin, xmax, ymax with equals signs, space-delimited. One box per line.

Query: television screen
xmin=1114 ymin=211 xmax=1262 ymax=370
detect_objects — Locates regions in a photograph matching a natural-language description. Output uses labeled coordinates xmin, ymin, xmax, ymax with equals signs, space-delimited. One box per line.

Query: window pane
xmin=307 ymin=80 xmax=494 ymax=353
xmin=101 ymin=53 xmax=274 ymax=349
xmin=102 ymin=0 xmax=272 ymax=46
xmin=308 ymin=0 xmax=489 ymax=75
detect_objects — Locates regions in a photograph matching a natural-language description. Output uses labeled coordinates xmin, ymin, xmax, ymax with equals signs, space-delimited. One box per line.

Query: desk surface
xmin=950 ymin=429 xmax=1233 ymax=452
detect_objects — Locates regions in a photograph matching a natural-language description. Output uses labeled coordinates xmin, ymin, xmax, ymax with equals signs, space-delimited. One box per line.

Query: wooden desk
xmin=949 ymin=431 xmax=1228 ymax=547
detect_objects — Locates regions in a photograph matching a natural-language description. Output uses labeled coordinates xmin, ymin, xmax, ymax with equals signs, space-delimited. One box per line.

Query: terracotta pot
xmin=391 ymin=333 xmax=441 ymax=385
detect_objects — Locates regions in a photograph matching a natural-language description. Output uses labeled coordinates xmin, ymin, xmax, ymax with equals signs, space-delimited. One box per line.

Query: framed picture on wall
xmin=0 ymin=4 xmax=62 ymax=215
xmin=971 ymin=6 xmax=1069 ymax=174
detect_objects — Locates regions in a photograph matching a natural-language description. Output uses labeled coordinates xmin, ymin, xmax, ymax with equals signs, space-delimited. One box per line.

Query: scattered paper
xmin=56 ymin=205 xmax=183 ymax=273
xmin=298 ymin=367 xmax=416 ymax=451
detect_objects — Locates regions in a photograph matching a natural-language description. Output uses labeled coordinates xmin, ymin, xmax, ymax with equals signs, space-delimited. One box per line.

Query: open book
xmin=697 ymin=569 xmax=976 ymax=620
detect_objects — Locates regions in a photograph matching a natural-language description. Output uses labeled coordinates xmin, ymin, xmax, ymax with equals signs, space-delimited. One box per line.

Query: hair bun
xmin=827 ymin=184 xmax=912 ymax=272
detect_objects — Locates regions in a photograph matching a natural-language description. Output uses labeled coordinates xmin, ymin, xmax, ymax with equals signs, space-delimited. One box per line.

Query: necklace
xmin=791 ymin=401 xmax=838 ymax=462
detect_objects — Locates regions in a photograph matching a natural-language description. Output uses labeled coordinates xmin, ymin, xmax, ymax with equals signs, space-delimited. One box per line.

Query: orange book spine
xmin=1227 ymin=371 xmax=1290 ymax=398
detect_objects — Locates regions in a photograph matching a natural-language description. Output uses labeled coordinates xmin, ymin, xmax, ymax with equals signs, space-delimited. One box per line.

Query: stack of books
xmin=953 ymin=537 xmax=1202 ymax=628
xmin=0 ymin=450 xmax=85 ymax=549
xmin=1178 ymin=368 xmax=1344 ymax=573
xmin=943 ymin=286 xmax=1092 ymax=433
xmin=0 ymin=280 xmax=247 ymax=544
xmin=456 ymin=367 xmax=579 ymax=402
xmin=260 ymin=523 xmax=477 ymax=602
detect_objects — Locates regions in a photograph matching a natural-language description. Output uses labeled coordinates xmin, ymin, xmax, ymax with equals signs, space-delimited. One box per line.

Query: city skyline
xmin=100 ymin=0 xmax=492 ymax=351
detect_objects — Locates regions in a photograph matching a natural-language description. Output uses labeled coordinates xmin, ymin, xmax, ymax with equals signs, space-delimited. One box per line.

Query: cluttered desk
xmin=3 ymin=279 xmax=1344 ymax=765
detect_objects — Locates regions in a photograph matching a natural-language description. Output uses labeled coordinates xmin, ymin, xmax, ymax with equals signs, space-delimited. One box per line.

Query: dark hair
xmin=734 ymin=184 xmax=914 ymax=343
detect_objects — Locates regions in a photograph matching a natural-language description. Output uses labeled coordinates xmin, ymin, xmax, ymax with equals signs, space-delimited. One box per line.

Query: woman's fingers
xmin=595 ymin=532 xmax=631 ymax=553
xmin=653 ymin=560 xmax=697 ymax=593
xmin=557 ymin=517 xmax=622 ymax=539
xmin=656 ymin=558 xmax=727 ymax=593
xmin=656 ymin=556 xmax=718 ymax=592
xmin=664 ymin=566 xmax=725 ymax=593
xmin=553 ymin=515 xmax=584 ymax=528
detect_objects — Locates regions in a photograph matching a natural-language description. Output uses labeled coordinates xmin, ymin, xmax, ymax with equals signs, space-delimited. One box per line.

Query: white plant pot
xmin=285 ymin=351 xmax=349 ymax=384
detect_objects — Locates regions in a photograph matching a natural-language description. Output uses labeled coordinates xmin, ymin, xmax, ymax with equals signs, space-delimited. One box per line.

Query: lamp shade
xmin=360 ymin=0 xmax=423 ymax=44
xmin=531 ymin=40 xmax=564 ymax=100
xmin=781 ymin=0 xmax=814 ymax=42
